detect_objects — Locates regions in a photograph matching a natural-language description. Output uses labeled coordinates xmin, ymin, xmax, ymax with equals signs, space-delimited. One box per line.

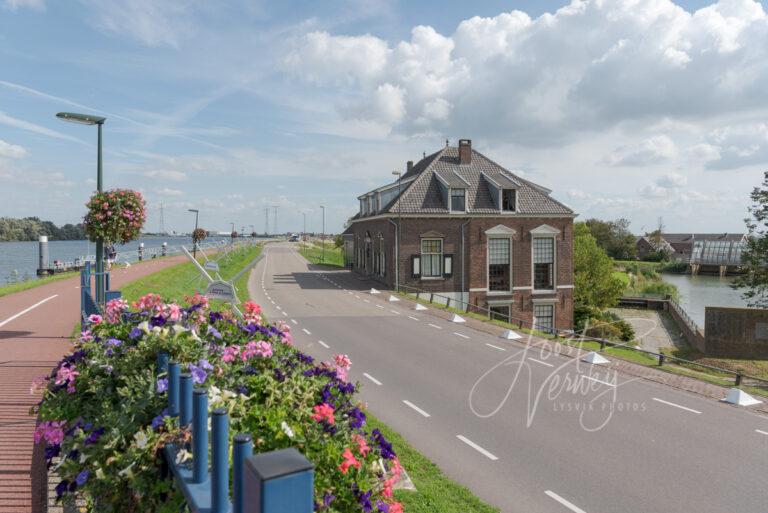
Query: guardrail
xmin=80 ymin=261 xmax=121 ymax=321
xmin=157 ymin=353 xmax=314 ymax=513
xmin=397 ymin=284 xmax=768 ymax=395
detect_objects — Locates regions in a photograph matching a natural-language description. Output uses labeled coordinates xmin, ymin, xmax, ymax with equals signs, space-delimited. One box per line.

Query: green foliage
xmin=584 ymin=218 xmax=637 ymax=260
xmin=659 ymin=260 xmax=689 ymax=273
xmin=84 ymin=189 xmax=146 ymax=244
xmin=733 ymin=170 xmax=768 ymax=308
xmin=300 ymin=242 xmax=345 ymax=268
xmin=334 ymin=234 xmax=344 ymax=248
xmin=641 ymin=249 xmax=669 ymax=262
xmin=574 ymin=223 xmax=624 ymax=310
xmin=0 ymin=216 xmax=86 ymax=241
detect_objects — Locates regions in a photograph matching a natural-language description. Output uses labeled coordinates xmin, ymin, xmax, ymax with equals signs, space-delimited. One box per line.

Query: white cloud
xmin=282 ymin=0 xmax=768 ymax=144
xmin=80 ymin=0 xmax=202 ymax=48
xmin=0 ymin=139 xmax=26 ymax=159
xmin=0 ymin=112 xmax=83 ymax=143
xmin=655 ymin=172 xmax=688 ymax=188
xmin=143 ymin=169 xmax=188 ymax=182
xmin=157 ymin=187 xmax=184 ymax=196
xmin=604 ymin=135 xmax=678 ymax=166
xmin=704 ymin=122 xmax=768 ymax=169
xmin=2 ymin=0 xmax=44 ymax=11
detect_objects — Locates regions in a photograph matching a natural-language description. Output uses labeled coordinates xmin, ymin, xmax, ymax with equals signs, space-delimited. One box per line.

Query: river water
xmin=660 ymin=273 xmax=750 ymax=327
xmin=0 ymin=236 xmax=236 ymax=284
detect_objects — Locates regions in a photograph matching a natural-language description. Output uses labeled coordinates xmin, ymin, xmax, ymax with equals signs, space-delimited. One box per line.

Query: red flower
xmin=310 ymin=403 xmax=335 ymax=425
xmin=338 ymin=447 xmax=361 ymax=474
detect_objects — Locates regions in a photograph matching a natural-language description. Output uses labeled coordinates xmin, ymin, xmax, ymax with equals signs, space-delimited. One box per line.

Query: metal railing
xmin=396 ymin=284 xmax=768 ymax=395
xmin=158 ymin=353 xmax=314 ymax=513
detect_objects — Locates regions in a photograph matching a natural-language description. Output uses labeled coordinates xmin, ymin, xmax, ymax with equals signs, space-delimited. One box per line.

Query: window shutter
xmin=443 ymin=254 xmax=453 ymax=277
xmin=411 ymin=255 xmax=420 ymax=277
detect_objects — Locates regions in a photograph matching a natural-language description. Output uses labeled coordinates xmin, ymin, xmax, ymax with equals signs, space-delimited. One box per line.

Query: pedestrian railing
xmin=396 ymin=284 xmax=768 ymax=396
xmin=80 ymin=261 xmax=121 ymax=321
xmin=157 ymin=353 xmax=314 ymax=513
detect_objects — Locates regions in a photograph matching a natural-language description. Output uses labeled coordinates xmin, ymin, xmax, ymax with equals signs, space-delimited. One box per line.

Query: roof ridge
xmin=387 ymin=146 xmax=448 ymax=213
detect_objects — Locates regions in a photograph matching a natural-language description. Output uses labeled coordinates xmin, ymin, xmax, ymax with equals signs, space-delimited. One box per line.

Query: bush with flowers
xmin=83 ymin=189 xmax=146 ymax=244
xmin=33 ymin=293 xmax=404 ymax=513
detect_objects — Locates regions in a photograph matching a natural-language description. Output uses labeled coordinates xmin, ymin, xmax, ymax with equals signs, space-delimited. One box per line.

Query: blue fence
xmin=158 ymin=353 xmax=315 ymax=513
xmin=80 ymin=262 xmax=121 ymax=321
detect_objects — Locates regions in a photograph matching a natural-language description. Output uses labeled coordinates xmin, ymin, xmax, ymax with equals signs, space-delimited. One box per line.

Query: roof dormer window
xmin=450 ymin=188 xmax=466 ymax=212
xmin=502 ymin=189 xmax=516 ymax=212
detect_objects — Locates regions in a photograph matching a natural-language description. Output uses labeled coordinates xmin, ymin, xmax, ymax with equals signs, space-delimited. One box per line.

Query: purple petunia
xmin=76 ymin=469 xmax=89 ymax=486
xmin=55 ymin=480 xmax=69 ymax=499
xmin=346 ymin=407 xmax=366 ymax=429
xmin=198 ymin=359 xmax=213 ymax=371
xmin=371 ymin=429 xmax=395 ymax=460
xmin=188 ymin=364 xmax=207 ymax=385
xmin=156 ymin=378 xmax=168 ymax=393
xmin=83 ymin=427 xmax=105 ymax=446
xmin=128 ymin=327 xmax=142 ymax=339
xmin=206 ymin=325 xmax=222 ymax=339
xmin=106 ymin=338 xmax=122 ymax=347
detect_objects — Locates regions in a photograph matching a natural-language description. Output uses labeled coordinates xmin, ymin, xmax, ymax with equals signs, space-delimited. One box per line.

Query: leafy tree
xmin=574 ymin=223 xmax=625 ymax=311
xmin=334 ymin=234 xmax=344 ymax=248
xmin=733 ymin=171 xmax=768 ymax=307
xmin=584 ymin=218 xmax=637 ymax=260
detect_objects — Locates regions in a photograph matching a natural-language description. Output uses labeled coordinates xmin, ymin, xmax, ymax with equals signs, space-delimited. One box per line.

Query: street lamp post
xmin=57 ymin=112 xmax=107 ymax=304
xmin=320 ymin=206 xmax=325 ymax=263
xmin=188 ymin=209 xmax=199 ymax=258
xmin=392 ymin=171 xmax=402 ymax=292
xmin=302 ymin=212 xmax=306 ymax=251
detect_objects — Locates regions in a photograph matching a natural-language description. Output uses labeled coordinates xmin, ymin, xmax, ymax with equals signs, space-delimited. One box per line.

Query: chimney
xmin=458 ymin=139 xmax=472 ymax=165
xmin=407 ymin=160 xmax=413 ymax=173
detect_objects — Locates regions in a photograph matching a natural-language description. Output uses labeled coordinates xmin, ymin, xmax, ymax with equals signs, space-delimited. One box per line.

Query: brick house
xmin=343 ymin=139 xmax=576 ymax=331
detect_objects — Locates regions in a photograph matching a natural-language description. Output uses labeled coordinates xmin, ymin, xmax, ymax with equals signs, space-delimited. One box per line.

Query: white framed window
xmin=534 ymin=304 xmax=555 ymax=333
xmin=420 ymin=238 xmax=443 ymax=277
xmin=450 ymin=188 xmax=466 ymax=212
xmin=533 ymin=237 xmax=555 ymax=290
xmin=488 ymin=238 xmax=511 ymax=292
xmin=502 ymin=189 xmax=516 ymax=212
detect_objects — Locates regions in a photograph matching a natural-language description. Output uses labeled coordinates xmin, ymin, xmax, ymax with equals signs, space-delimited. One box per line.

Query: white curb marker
xmin=544 ymin=491 xmax=588 ymax=513
xmin=652 ymin=397 xmax=702 ymax=414
xmin=456 ymin=435 xmax=498 ymax=460
xmin=402 ymin=400 xmax=430 ymax=418
xmin=364 ymin=373 xmax=382 ymax=386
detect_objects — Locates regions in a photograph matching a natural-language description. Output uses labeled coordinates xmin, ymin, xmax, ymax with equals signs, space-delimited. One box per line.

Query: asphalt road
xmin=249 ymin=243 xmax=768 ymax=513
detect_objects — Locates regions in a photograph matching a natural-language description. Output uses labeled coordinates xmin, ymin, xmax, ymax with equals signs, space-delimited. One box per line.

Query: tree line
xmin=0 ymin=216 xmax=86 ymax=242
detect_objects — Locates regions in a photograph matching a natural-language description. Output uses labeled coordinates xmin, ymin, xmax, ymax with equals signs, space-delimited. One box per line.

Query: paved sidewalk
xmin=0 ymin=256 xmax=187 ymax=513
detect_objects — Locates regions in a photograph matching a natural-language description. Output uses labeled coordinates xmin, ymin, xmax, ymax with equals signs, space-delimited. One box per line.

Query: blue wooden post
xmin=243 ymin=448 xmax=314 ymax=513
xmin=179 ymin=374 xmax=193 ymax=427
xmin=211 ymin=409 xmax=229 ymax=513
xmin=156 ymin=351 xmax=169 ymax=375
xmin=168 ymin=363 xmax=180 ymax=417
xmin=192 ymin=388 xmax=208 ymax=484
xmin=233 ymin=434 xmax=253 ymax=513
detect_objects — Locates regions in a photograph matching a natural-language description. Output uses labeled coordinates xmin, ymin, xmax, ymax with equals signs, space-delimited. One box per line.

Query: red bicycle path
xmin=0 ymin=255 xmax=188 ymax=513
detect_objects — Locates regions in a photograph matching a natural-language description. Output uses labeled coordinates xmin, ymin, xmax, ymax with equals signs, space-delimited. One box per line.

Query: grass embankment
xmin=612 ymin=261 xmax=679 ymax=299
xmin=298 ymin=240 xmax=345 ymax=268
xmin=0 ymin=271 xmax=79 ymax=298
xmin=117 ymin=242 xmax=498 ymax=511
xmin=120 ymin=243 xmax=262 ymax=304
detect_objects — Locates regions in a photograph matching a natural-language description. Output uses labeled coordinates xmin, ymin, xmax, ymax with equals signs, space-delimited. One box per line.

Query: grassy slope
xmin=0 ymin=271 xmax=79 ymax=298
xmin=298 ymin=241 xmax=345 ymax=268
xmin=117 ymin=242 xmax=498 ymax=512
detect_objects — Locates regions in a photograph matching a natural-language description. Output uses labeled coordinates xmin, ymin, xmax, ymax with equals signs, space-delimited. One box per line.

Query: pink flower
xmin=166 ymin=303 xmax=182 ymax=322
xmin=389 ymin=503 xmax=404 ymax=513
xmin=79 ymin=330 xmax=94 ymax=342
xmin=30 ymin=375 xmax=48 ymax=395
xmin=55 ymin=365 xmax=79 ymax=386
xmin=34 ymin=421 xmax=65 ymax=445
xmin=105 ymin=298 xmax=128 ymax=324
xmin=334 ymin=354 xmax=352 ymax=370
xmin=241 ymin=341 xmax=273 ymax=361
xmin=335 ymin=367 xmax=349 ymax=382
xmin=352 ymin=433 xmax=370 ymax=457
xmin=310 ymin=403 xmax=335 ymax=425
xmin=338 ymin=447 xmax=361 ymax=474
xmin=87 ymin=314 xmax=102 ymax=325
xmin=221 ymin=346 xmax=240 ymax=363
xmin=280 ymin=332 xmax=294 ymax=346
xmin=244 ymin=300 xmax=262 ymax=315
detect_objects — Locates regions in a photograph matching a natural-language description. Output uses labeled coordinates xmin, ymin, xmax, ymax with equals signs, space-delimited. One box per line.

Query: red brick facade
xmin=346 ymin=215 xmax=574 ymax=330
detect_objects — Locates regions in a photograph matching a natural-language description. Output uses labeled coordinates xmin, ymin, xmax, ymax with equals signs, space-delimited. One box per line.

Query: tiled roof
xmin=355 ymin=145 xmax=574 ymax=217
xmin=661 ymin=233 xmax=745 ymax=243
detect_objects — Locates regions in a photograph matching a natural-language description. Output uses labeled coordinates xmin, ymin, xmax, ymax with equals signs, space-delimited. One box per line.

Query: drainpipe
xmin=460 ymin=218 xmax=471 ymax=309
xmin=388 ymin=218 xmax=399 ymax=291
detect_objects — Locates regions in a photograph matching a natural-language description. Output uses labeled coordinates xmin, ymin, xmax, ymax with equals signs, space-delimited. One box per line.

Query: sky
xmin=0 ymin=0 xmax=766 ymax=235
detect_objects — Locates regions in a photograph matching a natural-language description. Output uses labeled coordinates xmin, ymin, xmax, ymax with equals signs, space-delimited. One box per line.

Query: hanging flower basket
xmin=83 ymin=189 xmax=146 ymax=244
xmin=192 ymin=228 xmax=207 ymax=244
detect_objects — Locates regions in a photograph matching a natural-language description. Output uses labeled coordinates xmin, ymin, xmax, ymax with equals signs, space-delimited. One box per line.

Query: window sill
xmin=487 ymin=290 xmax=512 ymax=296
xmin=532 ymin=289 xmax=556 ymax=294
xmin=420 ymin=277 xmax=445 ymax=281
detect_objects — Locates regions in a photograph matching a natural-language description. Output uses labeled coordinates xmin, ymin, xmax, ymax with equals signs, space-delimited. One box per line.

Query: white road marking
xmin=363 ymin=299 xmax=370 ymax=303
xmin=402 ymin=400 xmax=431 ymax=417
xmin=0 ymin=295 xmax=58 ymax=328
xmin=652 ymin=397 xmax=702 ymax=414
xmin=528 ymin=357 xmax=554 ymax=367
xmin=355 ymin=295 xmax=361 ymax=299
xmin=364 ymin=373 xmax=382 ymax=386
xmin=456 ymin=435 xmax=498 ymax=460
xmin=348 ymin=292 xmax=353 ymax=295
xmin=453 ymin=332 xmax=470 ymax=339
xmin=755 ymin=429 xmax=768 ymax=436
xmin=581 ymin=375 xmax=616 ymax=387
xmin=408 ymin=315 xmax=419 ymax=321
xmin=376 ymin=305 xmax=384 ymax=309
xmin=318 ymin=340 xmax=330 ymax=349
xmin=545 ymin=490 xmax=588 ymax=513
xmin=290 ymin=319 xmax=298 ymax=325
xmin=302 ymin=328 xmax=311 ymax=335
xmin=428 ymin=323 xmax=442 ymax=329
xmin=390 ymin=309 xmax=401 ymax=315
xmin=485 ymin=343 xmax=506 ymax=351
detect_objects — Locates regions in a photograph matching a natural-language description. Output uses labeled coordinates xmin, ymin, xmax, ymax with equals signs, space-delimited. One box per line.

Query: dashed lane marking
xmin=318 ymin=340 xmax=330 ymax=349
xmin=364 ymin=373 xmax=382 ymax=386
xmin=581 ymin=375 xmax=616 ymax=387
xmin=291 ymin=319 xmax=298 ymax=325
xmin=453 ymin=332 xmax=470 ymax=339
xmin=408 ymin=315 xmax=419 ymax=321
xmin=428 ymin=323 xmax=442 ymax=329
xmin=485 ymin=343 xmax=506 ymax=351
xmin=402 ymin=400 xmax=431 ymax=417
xmin=755 ymin=429 xmax=768 ymax=436
xmin=652 ymin=397 xmax=702 ymax=414
xmin=456 ymin=435 xmax=498 ymax=460
xmin=544 ymin=491 xmax=588 ymax=513
xmin=528 ymin=357 xmax=554 ymax=367
xmin=302 ymin=328 xmax=311 ymax=335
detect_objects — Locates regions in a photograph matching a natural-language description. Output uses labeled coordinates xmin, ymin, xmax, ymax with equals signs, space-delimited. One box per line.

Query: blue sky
xmin=1 ymin=0 xmax=766 ymax=235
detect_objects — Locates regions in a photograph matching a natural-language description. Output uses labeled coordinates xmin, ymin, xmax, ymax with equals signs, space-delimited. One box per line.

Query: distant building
xmin=343 ymin=139 xmax=576 ymax=331
xmin=636 ymin=233 xmax=745 ymax=261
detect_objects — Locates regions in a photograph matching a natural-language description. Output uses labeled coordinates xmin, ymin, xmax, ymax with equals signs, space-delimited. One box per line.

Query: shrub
xmin=581 ymin=310 xmax=635 ymax=342
xmin=639 ymin=281 xmax=679 ymax=300
xmin=33 ymin=294 xmax=404 ymax=513
xmin=83 ymin=189 xmax=146 ymax=244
